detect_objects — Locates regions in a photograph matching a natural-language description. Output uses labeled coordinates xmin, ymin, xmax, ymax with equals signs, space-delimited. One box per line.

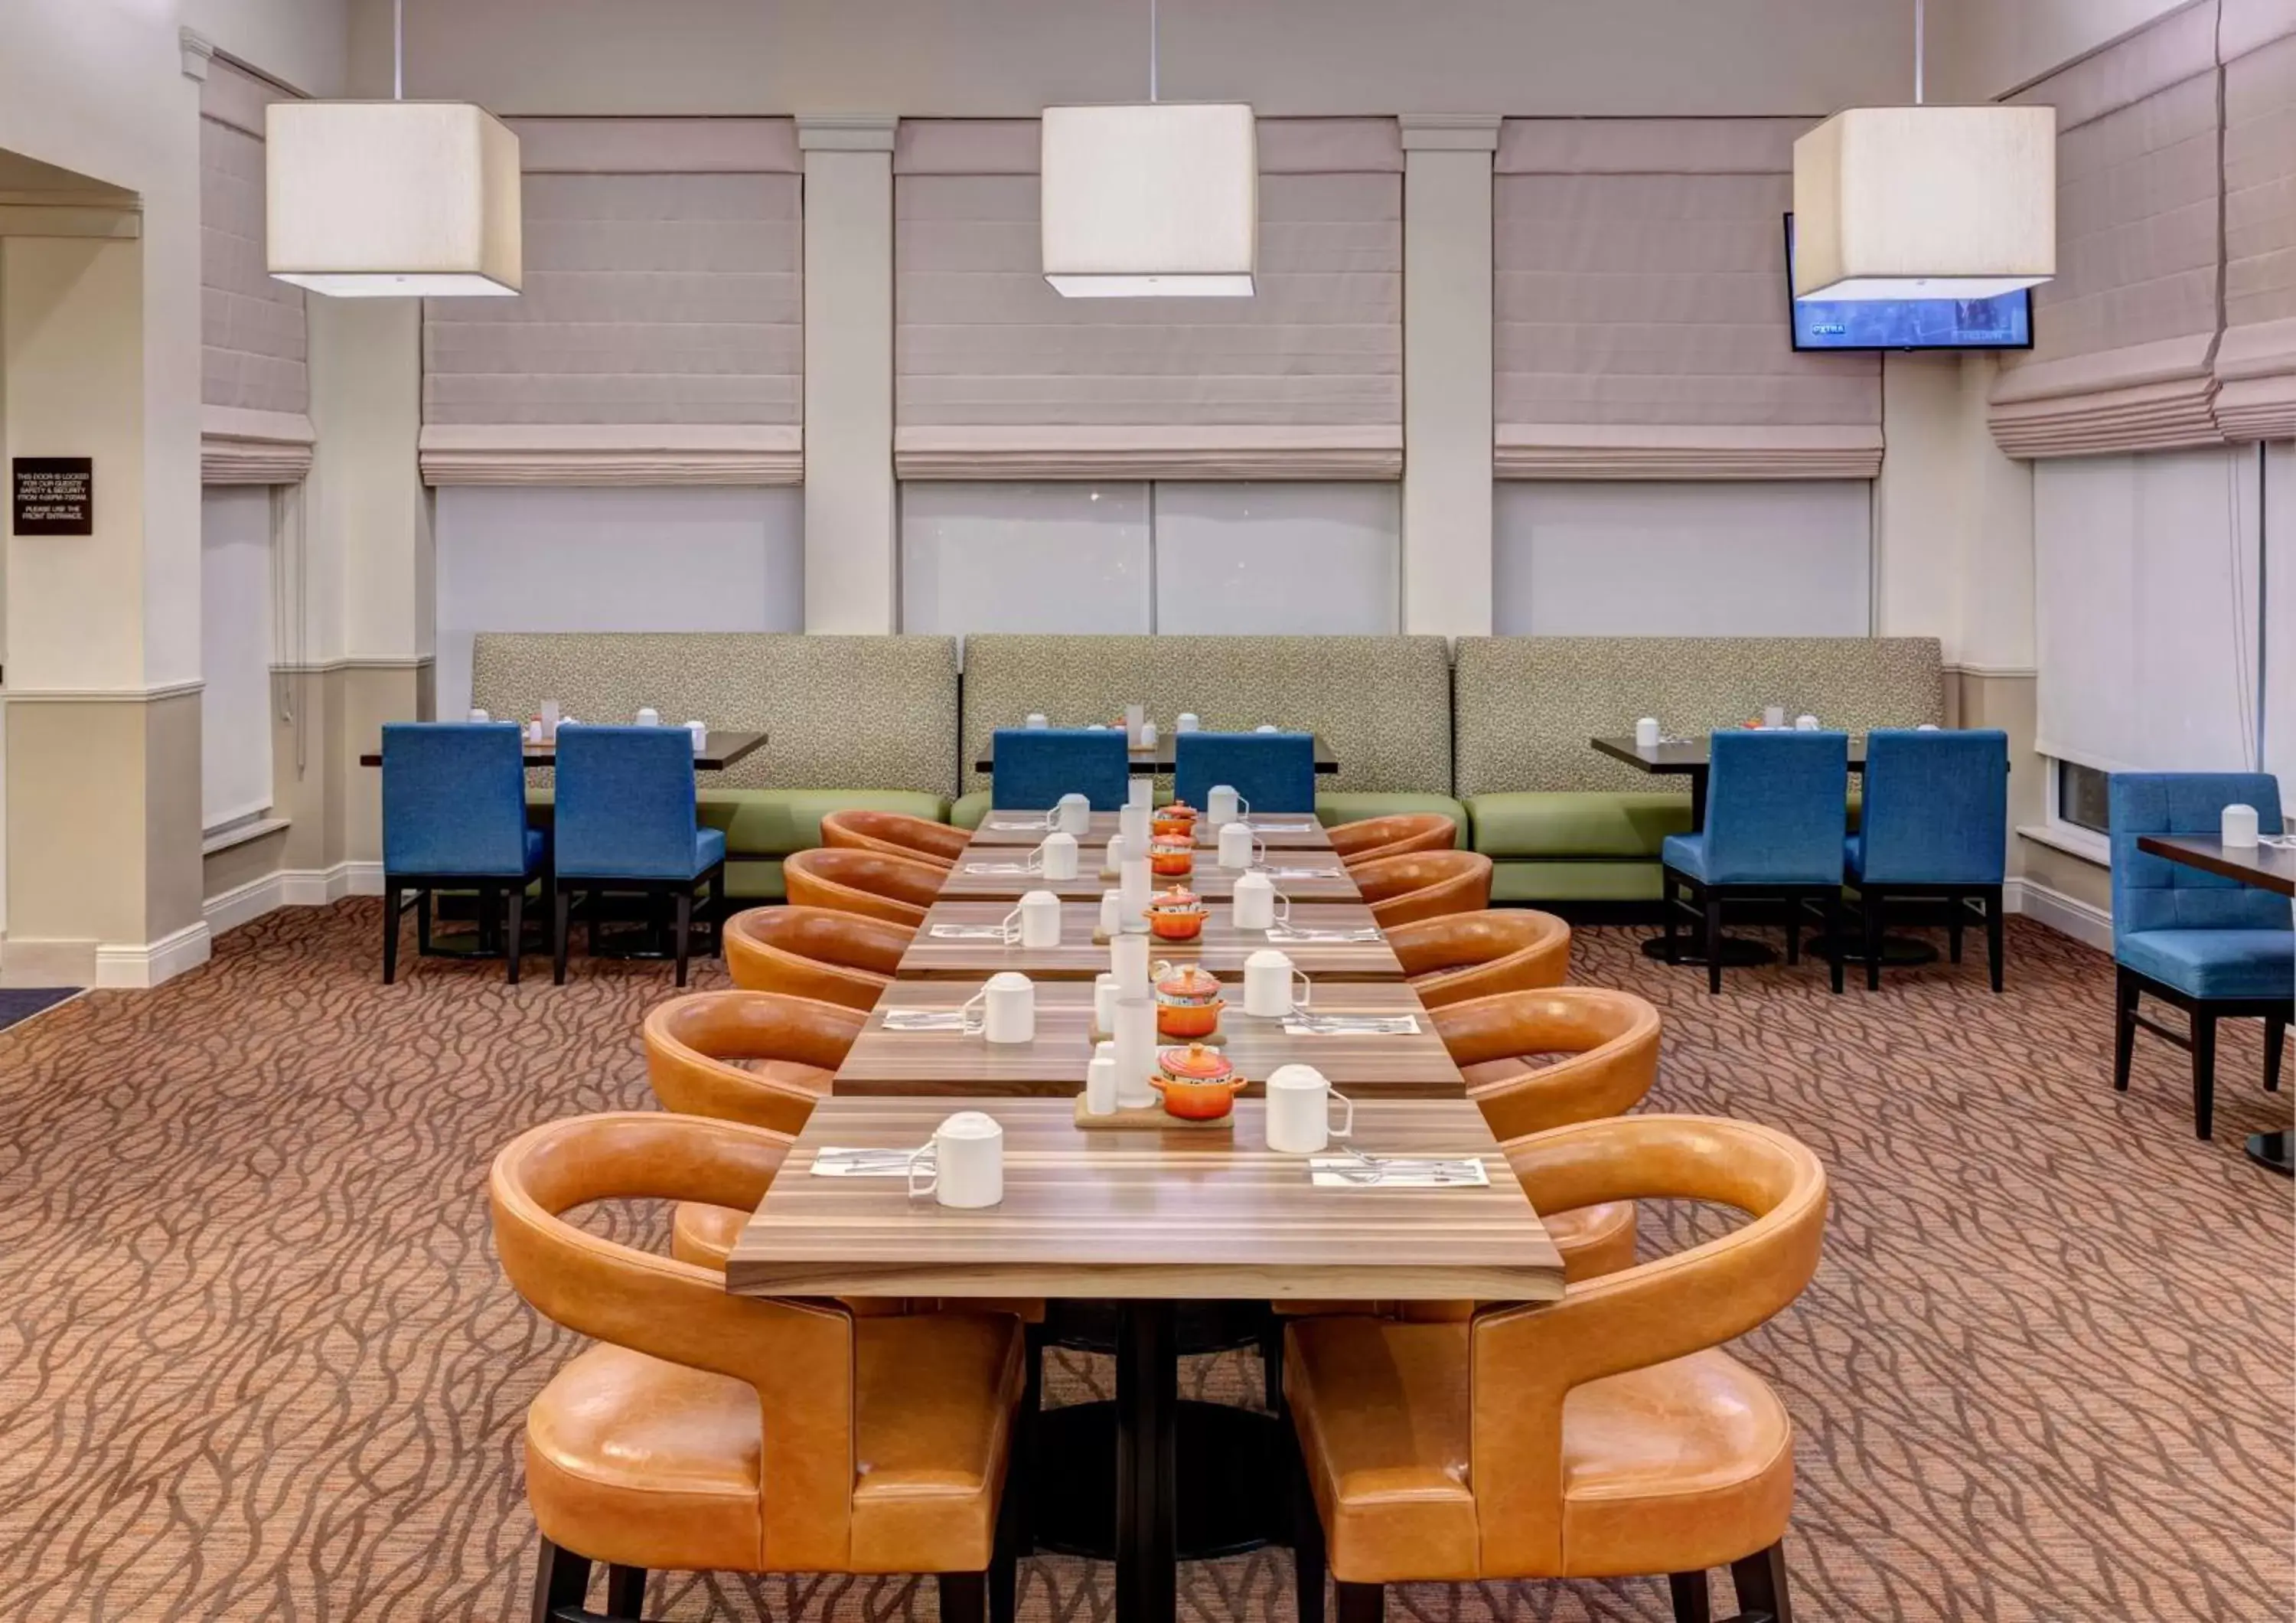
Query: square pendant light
xmin=1041 ymin=103 xmax=1256 ymax=297
xmin=266 ymin=102 xmax=521 ymax=297
xmin=1792 ymin=106 xmax=2056 ymax=301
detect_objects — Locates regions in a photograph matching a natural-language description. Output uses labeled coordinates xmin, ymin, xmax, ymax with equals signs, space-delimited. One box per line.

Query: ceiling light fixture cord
xmin=1913 ymin=0 xmax=1925 ymax=105
xmin=1148 ymin=0 xmax=1159 ymax=103
xmin=394 ymin=0 xmax=404 ymax=100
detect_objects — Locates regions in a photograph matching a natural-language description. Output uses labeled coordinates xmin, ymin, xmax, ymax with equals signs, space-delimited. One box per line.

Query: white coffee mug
xmin=1084 ymin=1041 xmax=1119 ymax=1116
xmin=635 ymin=707 xmax=661 ymax=727
xmin=2224 ymin=803 xmax=2261 ymax=848
xmin=527 ymin=719 xmax=544 ymax=743
xmin=1265 ymin=1065 xmax=1353 ymax=1155
xmin=1140 ymin=721 xmax=1159 ymax=749
xmin=1119 ymin=855 xmax=1152 ymax=926
xmin=1176 ymin=712 xmax=1201 ymax=733
xmin=686 ymin=720 xmax=709 ymax=752
xmin=1232 ymin=871 xmax=1290 ymax=932
xmin=908 ymin=1112 xmax=1004 ymax=1208
xmin=1244 ymin=948 xmax=1310 ymax=1018
xmin=961 ymin=971 xmax=1036 ymax=1044
xmin=1128 ymin=776 xmax=1154 ymax=811
xmin=1098 ymin=890 xmax=1124 ymax=938
xmin=468 ymin=707 xmax=491 ymax=723
xmin=1026 ymin=712 xmax=1050 ymax=730
xmin=1763 ymin=705 xmax=1786 ymax=729
xmin=1795 ymin=714 xmax=1820 ymax=731
xmin=1055 ymin=793 xmax=1092 ymax=837
xmin=1035 ymin=831 xmax=1080 ymax=880
xmin=1000 ymin=890 xmax=1062 ymax=949
xmin=1110 ymin=931 xmax=1150 ymax=997
xmin=1254 ymin=724 xmax=1280 ymax=734
xmin=1207 ymin=784 xmax=1247 ymax=828
xmin=1094 ymin=972 xmax=1121 ymax=1033
xmin=1118 ymin=802 xmax=1150 ymax=849
xmin=1112 ymin=996 xmax=1157 ymax=1109
xmin=1218 ymin=821 xmax=1264 ymax=873
xmin=1634 ymin=717 xmax=1661 ymax=748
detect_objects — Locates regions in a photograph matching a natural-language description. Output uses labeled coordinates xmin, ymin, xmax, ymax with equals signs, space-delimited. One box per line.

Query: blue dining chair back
xmin=1698 ymin=730 xmax=1852 ymax=885
xmin=1855 ymin=729 xmax=2009 ymax=884
xmin=1174 ymin=731 xmax=1316 ymax=815
xmin=553 ymin=726 xmax=716 ymax=880
xmin=381 ymin=722 xmax=536 ymax=877
xmin=2109 ymin=772 xmax=2288 ymax=937
xmin=991 ymin=727 xmax=1130 ymax=811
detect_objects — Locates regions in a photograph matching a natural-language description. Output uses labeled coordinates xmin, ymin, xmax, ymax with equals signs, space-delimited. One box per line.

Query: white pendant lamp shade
xmin=1791 ymin=106 xmax=2056 ymax=301
xmin=266 ymin=101 xmax=522 ymax=297
xmin=1041 ymin=103 xmax=1256 ymax=297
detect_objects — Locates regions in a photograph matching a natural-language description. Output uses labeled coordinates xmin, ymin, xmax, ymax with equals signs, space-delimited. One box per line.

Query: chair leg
xmin=479 ymin=883 xmax=499 ymax=956
xmin=1783 ymin=902 xmax=1800 ymax=966
xmin=1661 ymin=870 xmax=1678 ymax=958
xmin=552 ymin=883 xmax=572 ymax=986
xmin=1260 ymin=1318 xmax=1285 ymax=1416
xmin=1728 ymin=1539 xmax=1794 ymax=1623
xmin=416 ymin=889 xmax=433 ymax=955
xmin=1291 ymin=1441 xmax=1328 ymax=1623
xmin=2191 ymin=1008 xmax=2217 ymax=1141
xmin=2264 ymin=1014 xmax=2285 ymax=1093
xmin=381 ymin=883 xmax=403 ymax=984
xmin=1668 ymin=1569 xmax=1713 ymax=1623
xmin=1863 ymin=890 xmax=1883 ymax=992
xmin=939 ymin=1569 xmax=987 ymax=1623
xmin=605 ymin=1565 xmax=646 ymax=1619
xmin=707 ymin=869 xmax=728 ymax=958
xmin=1823 ymin=892 xmax=1844 ymax=994
xmin=1704 ymin=893 xmax=1724 ymax=995
xmin=530 ymin=1536 xmax=591 ymax=1623
xmin=2113 ymin=968 xmax=2140 ymax=1091
xmin=1336 ymin=1580 xmax=1385 ymax=1623
xmin=673 ymin=889 xmax=694 ymax=988
xmin=989 ymin=1437 xmax=1023 ymax=1623
xmin=1947 ymin=902 xmax=1965 ymax=965
xmin=1985 ymin=887 xmax=2005 ymax=994
xmin=505 ymin=883 xmax=525 ymax=986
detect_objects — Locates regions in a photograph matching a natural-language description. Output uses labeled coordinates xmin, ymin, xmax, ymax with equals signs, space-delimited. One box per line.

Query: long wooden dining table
xmin=724 ymin=808 xmax=1563 ymax=1623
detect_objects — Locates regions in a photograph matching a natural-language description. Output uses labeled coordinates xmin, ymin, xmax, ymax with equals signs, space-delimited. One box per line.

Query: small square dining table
xmin=1589 ymin=733 xmax=1868 ymax=831
xmin=357 ymin=728 xmax=768 ymax=772
xmin=974 ymin=736 xmax=1340 ymax=777
xmin=898 ymin=900 xmax=1403 ymax=980
xmin=967 ymin=812 xmax=1335 ymax=851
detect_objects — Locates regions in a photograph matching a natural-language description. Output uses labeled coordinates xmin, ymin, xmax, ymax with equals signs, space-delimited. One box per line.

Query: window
xmin=2055 ymin=759 xmax=2111 ymax=837
xmin=1153 ymin=484 xmax=1398 ymax=635
xmin=1492 ymin=480 xmax=1874 ymax=636
xmin=199 ymin=486 xmax=276 ymax=832
xmin=900 ymin=482 xmax=1151 ymax=636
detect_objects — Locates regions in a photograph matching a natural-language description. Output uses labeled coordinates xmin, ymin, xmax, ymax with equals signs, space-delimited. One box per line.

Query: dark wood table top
xmin=974 ymin=734 xmax=1339 ymax=776
xmin=935 ymin=848 xmax=1358 ymax=903
xmin=967 ymin=812 xmax=1334 ymax=851
xmin=837 ymin=980 xmax=1459 ymax=1099
xmin=1590 ymin=733 xmax=1869 ymax=776
xmin=724 ymin=1096 xmax=1564 ymax=1303
xmin=360 ymin=728 xmax=768 ymax=771
xmin=2137 ymin=834 xmax=2296 ymax=899
xmin=897 ymin=901 xmax=1403 ymax=981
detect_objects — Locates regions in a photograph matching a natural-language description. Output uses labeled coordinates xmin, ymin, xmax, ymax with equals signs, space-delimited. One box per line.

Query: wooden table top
xmin=974 ymin=736 xmax=1340 ymax=776
xmin=897 ymin=901 xmax=1403 ymax=981
xmin=360 ymin=728 xmax=768 ymax=771
xmin=837 ymin=980 xmax=1461 ymax=1099
xmin=725 ymin=1097 xmax=1564 ymax=1303
xmin=2138 ymin=834 xmax=2296 ymax=899
xmin=1590 ymin=733 xmax=1868 ymax=775
xmin=967 ymin=813 xmax=1335 ymax=851
xmin=935 ymin=850 xmax=1359 ymax=903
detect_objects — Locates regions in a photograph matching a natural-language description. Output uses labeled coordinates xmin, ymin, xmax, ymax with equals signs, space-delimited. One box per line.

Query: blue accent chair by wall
xmin=990 ymin=727 xmax=1130 ymax=812
xmin=551 ymin=726 xmax=727 ymax=986
xmin=380 ymin=722 xmax=547 ymax=985
xmin=1174 ymin=730 xmax=1316 ymax=815
xmin=2108 ymin=772 xmax=2291 ymax=1141
xmin=1659 ymin=730 xmax=1851 ymax=994
xmin=1848 ymin=728 xmax=2011 ymax=991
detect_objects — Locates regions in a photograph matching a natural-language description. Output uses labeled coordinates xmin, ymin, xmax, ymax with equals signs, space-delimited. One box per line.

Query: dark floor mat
xmin=0 ymin=987 xmax=80 ymax=1033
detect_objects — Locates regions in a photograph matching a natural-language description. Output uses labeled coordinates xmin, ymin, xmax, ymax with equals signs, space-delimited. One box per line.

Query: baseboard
xmin=2007 ymin=876 xmax=2113 ymax=952
xmin=203 ymin=860 xmax=385 ymax=937
xmin=94 ymin=921 xmax=213 ymax=988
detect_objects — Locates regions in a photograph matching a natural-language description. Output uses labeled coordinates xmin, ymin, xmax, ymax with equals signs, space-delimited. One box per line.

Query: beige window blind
xmin=2213 ymin=0 xmax=2296 ymax=440
xmin=200 ymin=56 xmax=313 ymax=485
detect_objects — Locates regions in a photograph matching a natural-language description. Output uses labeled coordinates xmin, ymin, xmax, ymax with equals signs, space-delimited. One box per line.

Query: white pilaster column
xmin=1399 ymin=115 xmax=1501 ymax=638
xmin=798 ymin=116 xmax=899 ymax=633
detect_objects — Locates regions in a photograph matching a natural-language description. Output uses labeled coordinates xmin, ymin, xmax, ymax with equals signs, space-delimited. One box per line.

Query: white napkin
xmin=881 ymin=1010 xmax=970 ymax=1032
xmin=1283 ymin=1014 xmax=1420 ymax=1036
xmin=985 ymin=820 xmax=1048 ymax=832
xmin=1262 ymin=865 xmax=1335 ymax=880
xmin=1255 ymin=822 xmax=1319 ymax=834
xmin=1309 ymin=1156 xmax=1489 ymax=1189
xmin=2257 ymin=833 xmax=2296 ymax=850
xmin=810 ymin=1147 xmax=916 ymax=1178
xmin=930 ymin=923 xmax=1015 ymax=940
xmin=963 ymin=861 xmax=1037 ymax=875
xmin=1267 ymin=926 xmax=1382 ymax=944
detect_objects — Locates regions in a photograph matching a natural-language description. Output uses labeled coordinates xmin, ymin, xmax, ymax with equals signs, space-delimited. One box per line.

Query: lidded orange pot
xmin=1143 ymin=886 xmax=1207 ymax=941
xmin=1153 ymin=1042 xmax=1246 ymax=1120
xmin=1152 ymin=960 xmax=1225 ymax=1038
xmin=1148 ymin=833 xmax=1195 ymax=877
xmin=1151 ymin=802 xmax=1199 ymax=839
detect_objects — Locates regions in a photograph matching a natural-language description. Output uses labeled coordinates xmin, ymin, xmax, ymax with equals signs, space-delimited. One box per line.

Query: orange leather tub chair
xmin=1287 ymin=1115 xmax=1828 ymax=1623
xmin=821 ymin=808 xmax=970 ymax=869
xmin=724 ymin=905 xmax=914 ymax=1011
xmin=784 ymin=847 xmax=946 ymax=927
xmin=1350 ymin=851 xmax=1493 ymax=928
xmin=1432 ymin=985 xmax=1662 ymax=1141
xmin=1388 ymin=910 xmax=1572 ymax=1006
xmin=491 ymin=1112 xmax=1026 ymax=1623
xmin=1327 ymin=813 xmax=1459 ymax=868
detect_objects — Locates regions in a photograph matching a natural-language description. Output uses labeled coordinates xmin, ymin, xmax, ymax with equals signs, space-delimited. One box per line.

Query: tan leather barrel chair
xmin=821 ymin=809 xmax=970 ymax=870
xmin=491 ymin=1112 xmax=1026 ymax=1623
xmin=1288 ymin=1115 xmax=1828 ymax=1623
xmin=1326 ymin=813 xmax=1459 ymax=869
xmin=724 ymin=905 xmax=913 ymax=1011
xmin=1432 ymin=986 xmax=1661 ymax=1142
xmin=1388 ymin=911 xmax=1571 ymax=1007
xmin=1350 ymin=851 xmax=1494 ymax=928
xmin=784 ymin=847 xmax=945 ymax=927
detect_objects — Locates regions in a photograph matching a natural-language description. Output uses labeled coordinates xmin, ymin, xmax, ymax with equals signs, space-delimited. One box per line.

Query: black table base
xmin=1032 ymin=1399 xmax=1283 ymax=1562
xmin=2247 ymin=1132 xmax=2292 ymax=1175
xmin=1641 ymin=934 xmax=1776 ymax=968
xmin=1807 ymin=932 xmax=1941 ymax=968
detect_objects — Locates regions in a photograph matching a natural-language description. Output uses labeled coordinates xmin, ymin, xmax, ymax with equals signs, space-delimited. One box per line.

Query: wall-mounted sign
xmin=12 ymin=458 xmax=93 ymax=536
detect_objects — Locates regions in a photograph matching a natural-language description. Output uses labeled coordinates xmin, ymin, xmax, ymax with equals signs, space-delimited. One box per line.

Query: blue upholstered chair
xmin=2108 ymin=772 xmax=2291 ymax=1141
xmin=1848 ymin=728 xmax=2011 ymax=991
xmin=990 ymin=727 xmax=1130 ymax=811
xmin=550 ymin=726 xmax=727 ymax=986
xmin=1174 ymin=730 xmax=1316 ymax=815
xmin=1660 ymin=730 xmax=1851 ymax=994
xmin=380 ymin=722 xmax=547 ymax=985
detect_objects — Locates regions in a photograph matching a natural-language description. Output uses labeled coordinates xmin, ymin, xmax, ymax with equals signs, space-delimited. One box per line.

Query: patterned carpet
xmin=0 ymin=902 xmax=2287 ymax=1623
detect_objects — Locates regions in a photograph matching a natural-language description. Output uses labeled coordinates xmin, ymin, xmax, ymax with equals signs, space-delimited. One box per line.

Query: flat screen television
xmin=1783 ymin=214 xmax=2033 ymax=352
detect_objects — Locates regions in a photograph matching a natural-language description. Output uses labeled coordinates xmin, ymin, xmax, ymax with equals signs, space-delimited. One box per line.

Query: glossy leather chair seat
xmin=724 ymin=906 xmax=914 ymax=1011
xmin=822 ymin=809 xmax=970 ymax=870
xmin=1350 ymin=851 xmax=1494 ymax=928
xmin=1328 ymin=813 xmax=1459 ymax=868
xmin=1389 ymin=910 xmax=1571 ymax=1006
xmin=644 ymin=988 xmax=862 ymax=1136
xmin=1433 ymin=987 xmax=1661 ymax=1143
xmin=784 ymin=848 xmax=947 ymax=926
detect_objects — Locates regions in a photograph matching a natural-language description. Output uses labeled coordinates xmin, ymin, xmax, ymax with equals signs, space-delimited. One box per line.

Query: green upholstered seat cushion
xmin=1492 ymin=859 xmax=1666 ymax=904
xmin=1467 ymin=792 xmax=1694 ymax=860
xmin=530 ymin=787 xmax=947 ymax=859
xmin=1316 ymin=793 xmax=1468 ymax=845
xmin=951 ymin=790 xmax=994 ymax=831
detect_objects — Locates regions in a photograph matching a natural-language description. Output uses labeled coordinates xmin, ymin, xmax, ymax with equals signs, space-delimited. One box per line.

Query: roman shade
xmin=420 ymin=118 xmax=802 ymax=485
xmin=200 ymin=56 xmax=313 ymax=485
xmin=1493 ymin=119 xmax=1881 ymax=481
xmin=893 ymin=118 xmax=1403 ymax=480
xmin=1988 ymin=3 xmax=2228 ymax=457
xmin=2213 ymin=0 xmax=2296 ymax=440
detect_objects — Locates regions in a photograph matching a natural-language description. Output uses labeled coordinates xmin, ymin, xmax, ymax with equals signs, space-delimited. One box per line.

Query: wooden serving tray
xmin=1073 ymin=1096 xmax=1234 ymax=1132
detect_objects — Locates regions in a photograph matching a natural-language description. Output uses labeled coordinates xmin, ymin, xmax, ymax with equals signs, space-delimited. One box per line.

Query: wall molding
xmin=95 ymin=921 xmax=213 ymax=989
xmin=2007 ymin=875 xmax=2114 ymax=953
xmin=268 ymin=657 xmax=432 ymax=674
xmin=797 ymin=115 xmax=899 ymax=152
xmin=1398 ymin=113 xmax=1502 ymax=152
xmin=203 ymin=860 xmax=383 ymax=940
xmin=1945 ymin=664 xmax=2038 ymax=680
xmin=178 ymin=26 xmax=214 ymax=80
xmin=2 ymin=680 xmax=204 ymax=704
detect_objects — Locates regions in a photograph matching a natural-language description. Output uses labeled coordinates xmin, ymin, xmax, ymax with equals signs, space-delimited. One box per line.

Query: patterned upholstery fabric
xmin=958 ymin=635 xmax=1453 ymax=798
xmin=2110 ymin=772 xmax=2290 ymax=937
xmin=1452 ymin=636 xmax=1945 ymax=797
xmin=1854 ymin=729 xmax=2009 ymax=885
xmin=470 ymin=633 xmax=960 ymax=797
xmin=381 ymin=723 xmax=542 ymax=877
xmin=990 ymin=728 xmax=1130 ymax=811
xmin=1174 ymin=731 xmax=1318 ymax=815
xmin=553 ymin=726 xmax=721 ymax=881
xmin=1662 ymin=731 xmax=1849 ymax=886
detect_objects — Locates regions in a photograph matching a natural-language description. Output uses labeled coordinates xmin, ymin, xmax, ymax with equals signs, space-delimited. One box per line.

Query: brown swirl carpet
xmin=0 ymin=903 xmax=2287 ymax=1622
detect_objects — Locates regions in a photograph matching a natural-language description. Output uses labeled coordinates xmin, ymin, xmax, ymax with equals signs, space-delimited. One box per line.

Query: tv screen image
xmin=1782 ymin=215 xmax=2033 ymax=352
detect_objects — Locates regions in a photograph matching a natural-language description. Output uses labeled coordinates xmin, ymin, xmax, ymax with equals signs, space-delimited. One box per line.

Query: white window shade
xmin=1153 ymin=483 xmax=1398 ymax=634
xmin=900 ymin=482 xmax=1152 ymax=635
xmin=1494 ymin=118 xmax=1882 ymax=481
xmin=2265 ymin=441 xmax=2294 ymax=802
xmin=894 ymin=118 xmax=1401 ymax=481
xmin=1493 ymin=480 xmax=1872 ymax=635
xmin=2213 ymin=8 xmax=2296 ymax=441
xmin=2035 ymin=446 xmax=2263 ymax=775
xmin=200 ymin=488 xmax=276 ymax=831
xmin=420 ymin=119 xmax=801 ymax=485
xmin=200 ymin=57 xmax=312 ymax=485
